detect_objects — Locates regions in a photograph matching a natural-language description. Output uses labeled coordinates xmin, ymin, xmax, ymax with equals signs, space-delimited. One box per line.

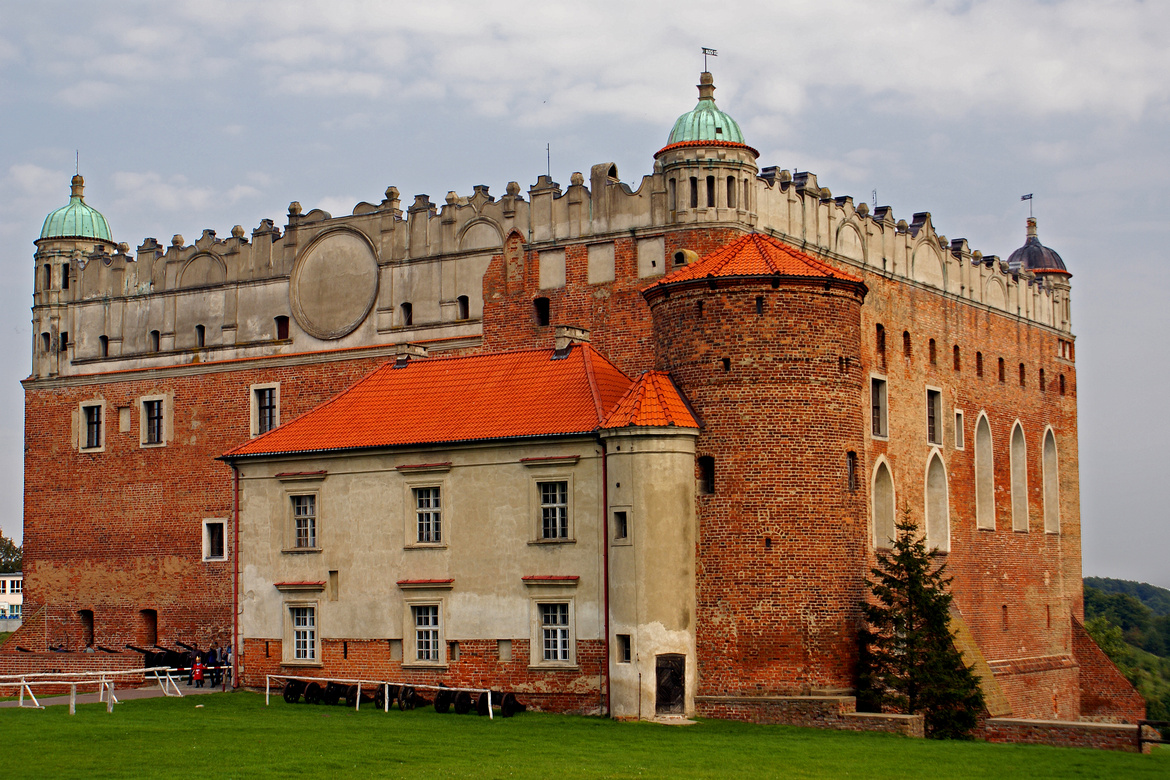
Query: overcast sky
xmin=1 ymin=0 xmax=1166 ymax=587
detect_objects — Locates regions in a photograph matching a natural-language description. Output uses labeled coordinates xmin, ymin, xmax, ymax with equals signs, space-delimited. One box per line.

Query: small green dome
xmin=666 ymin=72 xmax=746 ymax=146
xmin=40 ymin=175 xmax=113 ymax=243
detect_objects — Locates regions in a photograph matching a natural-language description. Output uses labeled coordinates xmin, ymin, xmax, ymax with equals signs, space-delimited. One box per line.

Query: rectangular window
xmin=540 ymin=603 xmax=570 ymax=662
xmin=413 ymin=605 xmax=440 ymax=662
xmin=954 ymin=410 xmax=965 ymax=450
xmin=292 ymin=495 xmax=317 ymax=549
xmin=616 ymin=633 xmax=632 ymax=663
xmin=0 ymin=580 xmax=5 ymax=594
xmin=414 ymin=487 xmax=441 ymax=543
xmin=698 ymin=456 xmax=715 ymax=495
xmin=291 ymin=606 xmax=316 ymax=661
xmin=10 ymin=579 xmax=18 ymax=594
xmin=926 ymin=389 xmax=942 ymax=445
xmin=83 ymin=404 xmax=102 ymax=450
xmin=613 ymin=510 xmax=628 ymax=540
xmin=256 ymin=388 xmax=276 ymax=434
xmin=9 ymin=604 xmax=20 ymax=619
xmin=203 ymin=520 xmax=226 ymax=561
xmin=539 ymin=481 xmax=569 ymax=539
xmin=871 ymin=378 xmax=888 ymax=438
xmin=144 ymin=400 xmax=163 ymax=445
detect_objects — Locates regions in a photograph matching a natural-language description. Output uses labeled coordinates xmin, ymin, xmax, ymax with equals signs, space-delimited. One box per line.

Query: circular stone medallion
xmin=290 ymin=230 xmax=379 ymax=340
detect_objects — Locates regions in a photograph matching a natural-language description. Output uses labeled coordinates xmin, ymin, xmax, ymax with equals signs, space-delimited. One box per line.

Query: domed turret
xmin=39 ymin=175 xmax=114 ymax=244
xmin=665 ymin=72 xmax=746 ymax=146
xmin=1007 ymin=217 xmax=1069 ymax=276
xmin=656 ymin=72 xmax=759 ymax=223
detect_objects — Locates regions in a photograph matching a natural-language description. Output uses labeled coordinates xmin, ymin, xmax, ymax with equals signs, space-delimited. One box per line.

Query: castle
xmin=10 ymin=70 xmax=1145 ymax=729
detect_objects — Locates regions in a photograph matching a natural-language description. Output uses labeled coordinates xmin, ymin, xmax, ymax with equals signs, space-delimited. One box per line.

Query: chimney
xmin=392 ymin=343 xmax=428 ymax=367
xmin=554 ymin=326 xmax=591 ymax=352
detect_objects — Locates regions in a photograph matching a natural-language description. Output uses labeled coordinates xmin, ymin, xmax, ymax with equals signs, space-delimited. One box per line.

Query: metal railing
xmin=1138 ymin=719 xmax=1169 ymax=752
xmin=0 ymin=666 xmax=183 ymax=713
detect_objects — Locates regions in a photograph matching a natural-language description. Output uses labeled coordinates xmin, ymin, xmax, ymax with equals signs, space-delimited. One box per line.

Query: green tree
xmin=858 ymin=509 xmax=984 ymax=739
xmin=0 ymin=532 xmax=21 ymax=573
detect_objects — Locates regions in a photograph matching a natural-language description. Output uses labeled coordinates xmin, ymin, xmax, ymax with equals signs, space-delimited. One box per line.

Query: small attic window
xmin=275 ymin=316 xmax=289 ymax=340
xmin=715 ymin=126 xmax=723 ymax=135
xmin=401 ymin=302 xmax=413 ymax=327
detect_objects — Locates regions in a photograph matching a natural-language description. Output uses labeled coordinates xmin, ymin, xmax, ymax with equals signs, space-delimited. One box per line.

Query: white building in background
xmin=0 ymin=573 xmax=23 ymax=630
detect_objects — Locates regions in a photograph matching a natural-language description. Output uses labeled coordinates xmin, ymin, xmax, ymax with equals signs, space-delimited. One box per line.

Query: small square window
xmin=292 ymin=495 xmax=317 ymax=549
xmin=250 ymin=383 xmax=280 ymax=437
xmin=414 ymin=487 xmax=442 ymax=543
xmin=613 ymin=510 xmax=628 ymax=541
xmin=142 ymin=399 xmax=164 ymax=446
xmin=539 ymin=481 xmax=569 ymax=539
xmin=290 ymin=605 xmax=316 ymax=661
xmin=871 ymin=377 xmax=888 ymax=438
xmin=616 ymin=634 xmax=632 ymax=664
xmin=203 ymin=519 xmax=226 ymax=561
xmin=540 ymin=603 xmax=570 ymax=662
xmin=413 ymin=604 xmax=441 ymax=662
xmin=81 ymin=403 xmax=104 ymax=451
xmin=926 ymin=389 xmax=942 ymax=445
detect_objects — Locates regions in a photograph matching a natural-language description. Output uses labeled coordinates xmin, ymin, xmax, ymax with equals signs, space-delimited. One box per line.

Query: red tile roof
xmin=646 ymin=232 xmax=862 ymax=289
xmin=601 ymin=371 xmax=699 ymax=430
xmin=225 ymin=345 xmax=633 ymax=458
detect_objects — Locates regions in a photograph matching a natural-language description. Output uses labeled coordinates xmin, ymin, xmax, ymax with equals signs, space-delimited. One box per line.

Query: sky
xmin=0 ymin=0 xmax=1167 ymax=587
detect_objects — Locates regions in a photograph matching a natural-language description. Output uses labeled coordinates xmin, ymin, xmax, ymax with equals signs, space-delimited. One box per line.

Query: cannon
xmin=397 ymin=686 xmax=431 ymax=710
xmin=434 ymin=685 xmax=453 ymax=713
xmin=374 ymin=684 xmax=401 ymax=710
xmin=125 ymin=644 xmax=169 ymax=669
xmin=152 ymin=645 xmax=190 ymax=671
xmin=471 ymin=690 xmax=526 ymax=717
xmin=322 ymin=681 xmax=347 ymax=706
xmin=282 ymin=678 xmax=307 ymax=704
xmin=344 ymin=684 xmax=379 ymax=708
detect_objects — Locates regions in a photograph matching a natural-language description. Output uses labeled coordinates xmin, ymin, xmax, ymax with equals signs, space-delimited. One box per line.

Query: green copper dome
xmin=40 ymin=175 xmax=113 ymax=243
xmin=666 ymin=72 xmax=746 ymax=146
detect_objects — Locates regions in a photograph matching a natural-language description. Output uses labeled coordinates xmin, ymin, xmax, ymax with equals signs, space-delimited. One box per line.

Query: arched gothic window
xmin=975 ymin=414 xmax=995 ymax=530
xmin=925 ymin=452 xmax=950 ymax=552
xmin=1011 ymin=422 xmax=1029 ymax=532
xmin=873 ymin=461 xmax=895 ymax=549
xmin=1043 ymin=429 xmax=1060 ymax=534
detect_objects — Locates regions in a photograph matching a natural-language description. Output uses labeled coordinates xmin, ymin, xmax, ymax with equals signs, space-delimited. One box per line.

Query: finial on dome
xmin=698 ymin=71 xmax=715 ymax=102
xmin=1026 ymin=216 xmax=1038 ymax=239
xmin=71 ymin=174 xmax=85 ymax=199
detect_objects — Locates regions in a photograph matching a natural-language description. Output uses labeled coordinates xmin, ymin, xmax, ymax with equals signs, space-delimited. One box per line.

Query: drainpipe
xmin=231 ymin=462 xmax=240 ymax=689
xmin=600 ymin=439 xmax=611 ymax=717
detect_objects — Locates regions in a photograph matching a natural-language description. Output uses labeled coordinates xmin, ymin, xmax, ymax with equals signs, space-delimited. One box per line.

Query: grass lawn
xmin=0 ymin=691 xmax=1165 ymax=779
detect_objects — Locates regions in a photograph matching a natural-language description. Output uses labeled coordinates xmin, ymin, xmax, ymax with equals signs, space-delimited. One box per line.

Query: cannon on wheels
xmin=282 ymin=679 xmax=307 ymax=704
xmin=397 ymin=686 xmax=431 ymax=710
xmin=321 ymin=681 xmax=346 ymax=706
xmin=434 ymin=686 xmax=452 ymax=714
xmin=374 ymin=684 xmax=401 ymax=711
xmin=475 ymin=691 xmax=527 ymax=718
xmin=304 ymin=682 xmax=323 ymax=704
xmin=345 ymin=684 xmax=380 ymax=708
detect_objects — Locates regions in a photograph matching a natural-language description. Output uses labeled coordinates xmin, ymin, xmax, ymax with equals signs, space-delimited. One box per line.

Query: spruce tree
xmin=858 ymin=508 xmax=985 ymax=739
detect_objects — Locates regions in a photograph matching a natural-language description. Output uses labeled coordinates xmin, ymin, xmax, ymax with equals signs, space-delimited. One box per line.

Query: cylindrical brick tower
xmin=644 ymin=233 xmax=869 ymax=695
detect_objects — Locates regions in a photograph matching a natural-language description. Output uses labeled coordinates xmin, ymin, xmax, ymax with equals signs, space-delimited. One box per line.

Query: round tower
xmin=655 ymin=72 xmax=759 ymax=224
xmin=32 ymin=174 xmax=116 ymax=377
xmin=643 ymin=233 xmax=869 ymax=696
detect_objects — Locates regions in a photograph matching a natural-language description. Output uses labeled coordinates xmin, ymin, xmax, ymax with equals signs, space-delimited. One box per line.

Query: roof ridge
xmin=579 ymin=344 xmax=605 ymax=424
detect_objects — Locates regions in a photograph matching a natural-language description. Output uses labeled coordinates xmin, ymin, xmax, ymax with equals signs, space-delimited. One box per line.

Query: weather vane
xmin=1020 ymin=193 xmax=1033 ymax=218
xmin=702 ymin=47 xmax=717 ymax=71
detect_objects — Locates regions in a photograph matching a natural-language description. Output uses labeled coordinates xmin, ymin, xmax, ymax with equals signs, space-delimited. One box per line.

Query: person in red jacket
xmin=193 ymin=655 xmax=205 ymax=688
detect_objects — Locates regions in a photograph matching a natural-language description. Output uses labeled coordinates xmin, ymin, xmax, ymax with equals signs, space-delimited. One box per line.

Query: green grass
xmin=0 ymin=691 xmax=1165 ymax=779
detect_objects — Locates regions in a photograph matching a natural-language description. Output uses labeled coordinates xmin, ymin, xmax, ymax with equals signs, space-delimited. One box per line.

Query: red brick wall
xmin=843 ymin=263 xmax=1085 ymax=717
xmin=1071 ymin=616 xmax=1147 ymax=722
xmin=19 ymin=351 xmax=410 ymax=654
xmin=649 ymin=277 xmax=868 ymax=695
xmin=243 ymin=638 xmax=603 ymax=714
xmin=481 ymin=227 xmax=744 ymax=376
xmin=980 ymin=717 xmax=1148 ymax=753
